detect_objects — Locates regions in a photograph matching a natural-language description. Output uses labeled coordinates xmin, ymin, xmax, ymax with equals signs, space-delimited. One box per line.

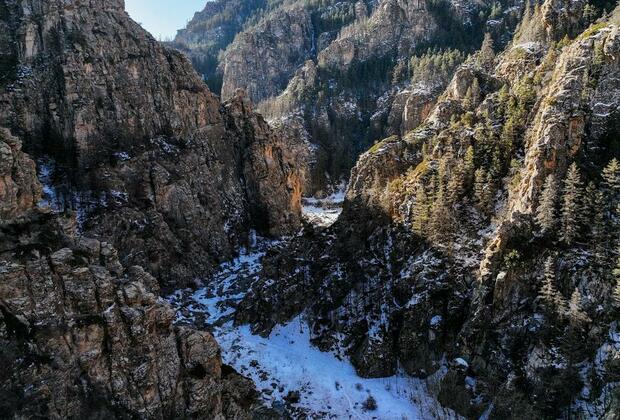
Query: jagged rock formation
xmin=171 ymin=0 xmax=268 ymax=93
xmin=0 ymin=128 xmax=40 ymax=222
xmin=237 ymin=3 xmax=620 ymax=418
xmin=0 ymin=131 xmax=257 ymax=418
xmin=0 ymin=0 xmax=302 ymax=289
xmin=0 ymin=225 xmax=257 ymax=418
xmin=219 ymin=5 xmax=315 ymax=104
xmin=175 ymin=0 xmax=522 ymax=193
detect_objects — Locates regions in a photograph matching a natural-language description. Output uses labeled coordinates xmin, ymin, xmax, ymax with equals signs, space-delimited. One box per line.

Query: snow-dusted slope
xmin=168 ymin=240 xmax=458 ymax=418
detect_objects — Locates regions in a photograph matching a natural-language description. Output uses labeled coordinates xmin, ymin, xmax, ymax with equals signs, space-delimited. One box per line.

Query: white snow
xmin=114 ymin=151 xmax=131 ymax=161
xmin=219 ymin=318 xmax=456 ymax=419
xmin=512 ymin=42 xmax=541 ymax=54
xmin=430 ymin=315 xmax=443 ymax=327
xmin=168 ymin=238 xmax=458 ymax=419
xmin=454 ymin=358 xmax=469 ymax=368
xmin=302 ymin=184 xmax=347 ymax=227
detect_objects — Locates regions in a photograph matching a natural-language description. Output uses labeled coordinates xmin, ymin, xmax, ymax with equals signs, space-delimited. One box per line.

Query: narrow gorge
xmin=1 ymin=0 xmax=619 ymax=418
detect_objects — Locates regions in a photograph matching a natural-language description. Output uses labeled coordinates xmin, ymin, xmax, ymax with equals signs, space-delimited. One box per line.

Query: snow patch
xmin=302 ymin=184 xmax=346 ymax=227
xmin=168 ymin=238 xmax=458 ymax=418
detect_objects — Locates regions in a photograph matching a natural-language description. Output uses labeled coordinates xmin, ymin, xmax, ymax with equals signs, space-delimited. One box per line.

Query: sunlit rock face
xmin=176 ymin=0 xmax=518 ymax=194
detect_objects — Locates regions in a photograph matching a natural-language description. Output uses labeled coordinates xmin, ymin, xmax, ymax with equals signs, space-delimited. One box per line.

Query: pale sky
xmin=125 ymin=0 xmax=206 ymax=41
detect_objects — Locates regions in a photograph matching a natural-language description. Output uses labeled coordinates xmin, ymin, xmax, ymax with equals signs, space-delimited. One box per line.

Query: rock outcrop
xmin=0 ymin=0 xmax=301 ymax=289
xmin=219 ymin=5 xmax=315 ymax=104
xmin=0 ymin=226 xmax=256 ymax=418
xmin=172 ymin=0 xmax=267 ymax=93
xmin=0 ymin=128 xmax=40 ymax=223
xmin=0 ymin=127 xmax=258 ymax=418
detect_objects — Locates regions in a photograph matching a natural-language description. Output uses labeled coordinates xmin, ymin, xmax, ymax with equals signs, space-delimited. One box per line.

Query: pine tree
xmin=567 ymin=288 xmax=590 ymax=326
xmin=602 ymin=158 xmax=620 ymax=204
xmin=430 ymin=189 xmax=452 ymax=243
xmin=560 ymin=163 xmax=584 ymax=245
xmin=479 ymin=33 xmax=495 ymax=67
xmin=463 ymin=86 xmax=475 ymax=110
xmin=536 ymin=174 xmax=557 ymax=234
xmin=462 ymin=77 xmax=480 ymax=110
xmin=474 ymin=168 xmax=490 ymax=215
xmin=484 ymin=171 xmax=496 ymax=212
xmin=589 ymin=189 xmax=610 ymax=266
xmin=464 ymin=145 xmax=475 ymax=182
xmin=447 ymin=167 xmax=465 ymax=206
xmin=430 ymin=163 xmax=454 ymax=243
xmin=613 ymin=249 xmax=620 ymax=307
xmin=412 ymin=185 xmax=430 ymax=236
xmin=539 ymin=256 xmax=567 ymax=316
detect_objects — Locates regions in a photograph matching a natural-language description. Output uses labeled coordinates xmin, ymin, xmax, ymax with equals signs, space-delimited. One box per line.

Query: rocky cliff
xmin=236 ymin=2 xmax=620 ymax=418
xmin=171 ymin=0 xmax=267 ymax=93
xmin=0 ymin=130 xmax=258 ymax=417
xmin=0 ymin=128 xmax=40 ymax=222
xmin=176 ymin=0 xmax=522 ymax=193
xmin=0 ymin=0 xmax=302 ymax=289
xmin=0 ymin=0 xmax=312 ymax=416
xmin=219 ymin=4 xmax=315 ymax=104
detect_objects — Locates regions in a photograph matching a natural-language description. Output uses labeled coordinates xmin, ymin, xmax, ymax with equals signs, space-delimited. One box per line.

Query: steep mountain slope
xmin=0 ymin=0 xmax=302 ymax=289
xmin=176 ymin=0 xmax=522 ymax=193
xmin=0 ymin=0 xmax=314 ymax=417
xmin=236 ymin=2 xmax=620 ymax=417
xmin=0 ymin=131 xmax=257 ymax=418
xmin=171 ymin=0 xmax=269 ymax=93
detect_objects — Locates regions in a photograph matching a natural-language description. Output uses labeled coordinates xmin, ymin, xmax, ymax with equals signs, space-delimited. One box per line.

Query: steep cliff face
xmin=0 ymin=0 xmax=301 ymax=289
xmin=0 ymin=227 xmax=256 ymax=418
xmin=220 ymin=5 xmax=315 ymax=104
xmin=237 ymin=3 xmax=620 ymax=418
xmin=0 ymin=128 xmax=40 ymax=222
xmin=249 ymin=0 xmax=518 ymax=192
xmin=172 ymin=0 xmax=268 ymax=93
xmin=177 ymin=0 xmax=511 ymax=193
xmin=0 ymin=131 xmax=257 ymax=418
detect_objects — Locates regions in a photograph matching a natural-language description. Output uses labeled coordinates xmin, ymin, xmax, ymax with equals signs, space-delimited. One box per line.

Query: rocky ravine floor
xmin=167 ymin=202 xmax=460 ymax=419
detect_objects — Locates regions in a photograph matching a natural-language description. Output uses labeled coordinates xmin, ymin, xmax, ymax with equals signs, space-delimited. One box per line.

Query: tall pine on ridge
xmin=560 ymin=163 xmax=584 ymax=245
xmin=537 ymin=174 xmax=558 ymax=234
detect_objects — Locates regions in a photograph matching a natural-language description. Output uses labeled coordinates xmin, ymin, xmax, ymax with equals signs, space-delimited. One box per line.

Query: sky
xmin=125 ymin=0 xmax=206 ymax=41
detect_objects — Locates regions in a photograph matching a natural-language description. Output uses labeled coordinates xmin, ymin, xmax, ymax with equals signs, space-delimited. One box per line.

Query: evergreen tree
xmin=412 ymin=185 xmax=430 ymax=235
xmin=589 ymin=188 xmax=609 ymax=266
xmin=602 ymin=158 xmax=620 ymax=204
xmin=484 ymin=171 xmax=497 ymax=212
xmin=447 ymin=167 xmax=465 ymax=206
xmin=463 ymin=78 xmax=481 ymax=110
xmin=474 ymin=168 xmax=491 ymax=215
xmin=463 ymin=86 xmax=475 ymax=110
xmin=498 ymin=84 xmax=511 ymax=112
xmin=560 ymin=163 xmax=584 ymax=245
xmin=479 ymin=33 xmax=495 ymax=67
xmin=539 ymin=256 xmax=566 ymax=316
xmin=613 ymin=249 xmax=620 ymax=307
xmin=430 ymin=163 xmax=454 ymax=243
xmin=582 ymin=3 xmax=600 ymax=24
xmin=536 ymin=174 xmax=558 ymax=234
xmin=567 ymin=288 xmax=590 ymax=327
xmin=464 ymin=145 xmax=475 ymax=182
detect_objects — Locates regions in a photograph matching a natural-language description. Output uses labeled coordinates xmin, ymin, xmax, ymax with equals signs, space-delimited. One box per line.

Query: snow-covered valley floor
xmin=167 ymin=240 xmax=458 ymax=419
xmin=302 ymin=187 xmax=346 ymax=227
